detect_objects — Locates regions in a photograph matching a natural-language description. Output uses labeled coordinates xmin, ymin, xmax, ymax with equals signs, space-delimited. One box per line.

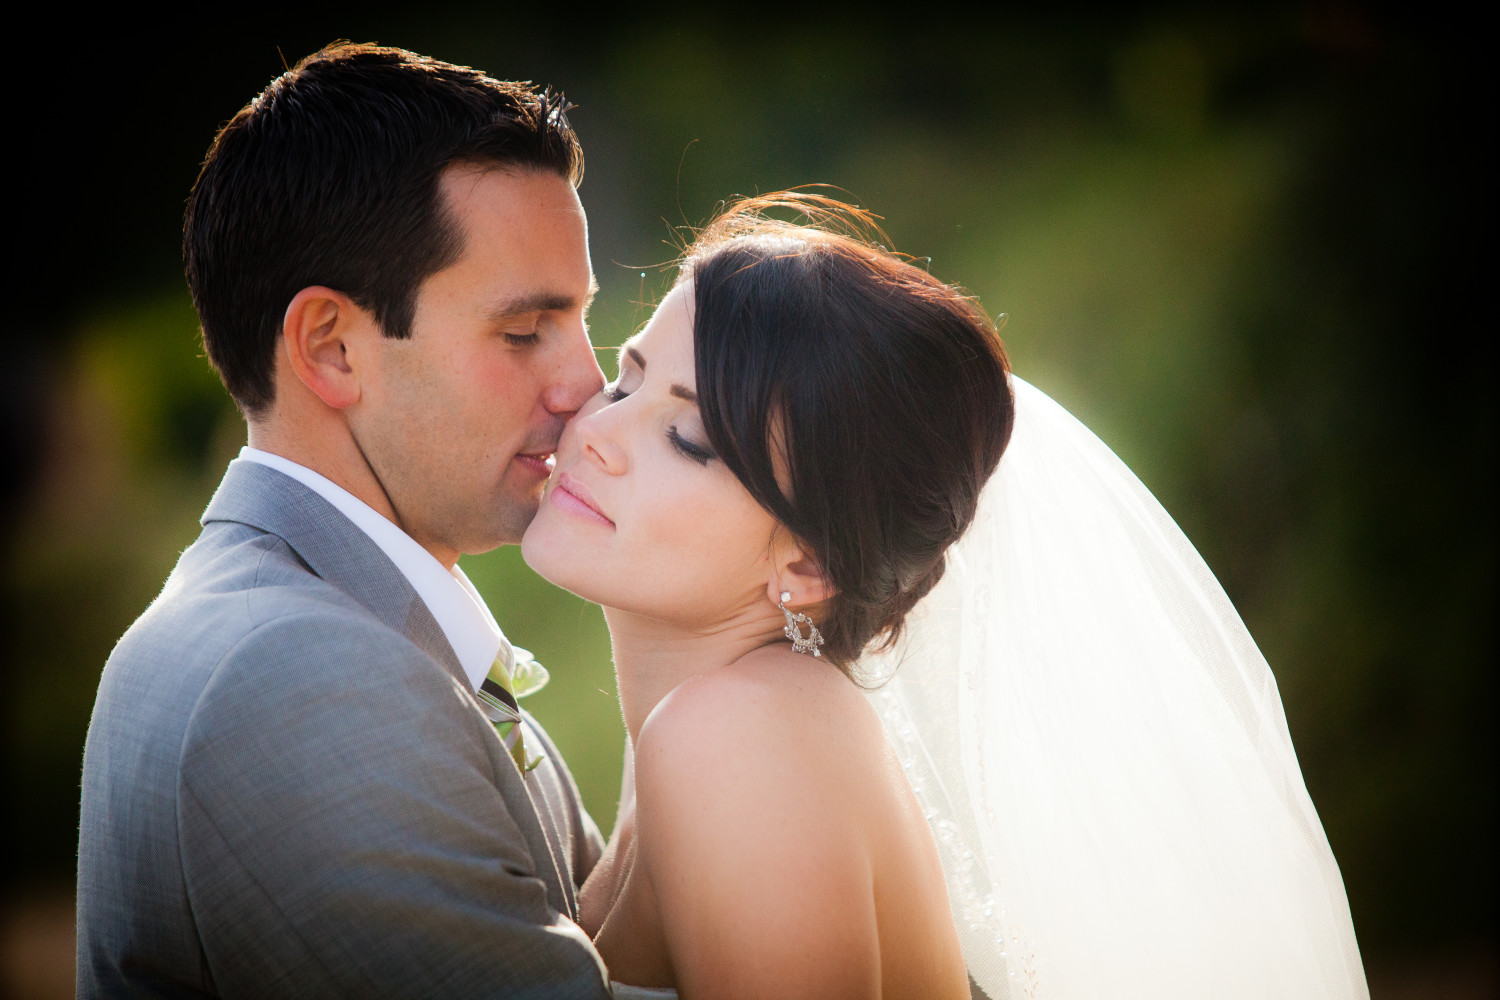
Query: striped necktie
xmin=476 ymin=645 xmax=548 ymax=773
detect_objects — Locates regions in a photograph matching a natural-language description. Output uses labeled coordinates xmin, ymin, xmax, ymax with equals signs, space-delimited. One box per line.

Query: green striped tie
xmin=476 ymin=645 xmax=549 ymax=773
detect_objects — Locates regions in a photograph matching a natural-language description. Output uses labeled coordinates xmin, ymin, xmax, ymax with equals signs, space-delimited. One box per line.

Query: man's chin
xmin=473 ymin=495 xmax=543 ymax=552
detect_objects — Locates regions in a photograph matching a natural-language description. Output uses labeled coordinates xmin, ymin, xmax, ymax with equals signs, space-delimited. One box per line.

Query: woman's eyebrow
xmin=622 ymin=344 xmax=697 ymax=402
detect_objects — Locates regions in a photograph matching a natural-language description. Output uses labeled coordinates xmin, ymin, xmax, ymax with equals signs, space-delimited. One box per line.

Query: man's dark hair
xmin=184 ymin=42 xmax=584 ymax=416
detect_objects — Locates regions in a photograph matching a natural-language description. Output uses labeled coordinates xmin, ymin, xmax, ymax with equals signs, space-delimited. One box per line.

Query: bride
xmin=520 ymin=193 xmax=1368 ymax=999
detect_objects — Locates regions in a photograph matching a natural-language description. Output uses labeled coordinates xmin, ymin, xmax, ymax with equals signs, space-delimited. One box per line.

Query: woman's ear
xmin=281 ymin=286 xmax=369 ymax=410
xmin=766 ymin=534 xmax=836 ymax=611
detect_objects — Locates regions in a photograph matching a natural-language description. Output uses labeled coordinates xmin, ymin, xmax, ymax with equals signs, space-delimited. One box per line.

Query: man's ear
xmin=766 ymin=534 xmax=836 ymax=611
xmin=281 ymin=286 xmax=369 ymax=410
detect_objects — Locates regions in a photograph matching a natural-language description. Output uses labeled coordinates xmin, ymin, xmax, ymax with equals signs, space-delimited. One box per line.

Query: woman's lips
xmin=551 ymin=472 xmax=615 ymax=527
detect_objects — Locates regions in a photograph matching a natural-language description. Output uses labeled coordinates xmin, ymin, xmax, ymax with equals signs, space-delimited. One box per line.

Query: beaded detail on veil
xmin=871 ymin=686 xmax=1039 ymax=999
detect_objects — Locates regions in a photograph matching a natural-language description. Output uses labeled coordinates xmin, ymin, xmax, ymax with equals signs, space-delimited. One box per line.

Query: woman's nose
xmin=571 ymin=396 xmax=628 ymax=475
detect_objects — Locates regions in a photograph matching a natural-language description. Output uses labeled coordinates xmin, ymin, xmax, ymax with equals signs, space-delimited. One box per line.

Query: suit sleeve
xmin=176 ymin=610 xmax=612 ymax=1000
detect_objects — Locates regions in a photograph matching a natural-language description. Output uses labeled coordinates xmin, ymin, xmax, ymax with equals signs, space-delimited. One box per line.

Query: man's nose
xmin=542 ymin=327 xmax=606 ymax=418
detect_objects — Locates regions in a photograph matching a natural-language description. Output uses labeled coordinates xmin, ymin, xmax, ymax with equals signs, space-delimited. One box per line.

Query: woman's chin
xmin=519 ymin=517 xmax=557 ymax=580
xmin=521 ymin=511 xmax=598 ymax=601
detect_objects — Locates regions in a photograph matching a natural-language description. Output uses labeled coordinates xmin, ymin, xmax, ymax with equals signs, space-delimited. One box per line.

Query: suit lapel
xmin=203 ymin=460 xmax=469 ymax=688
xmin=201 ymin=460 xmax=576 ymax=917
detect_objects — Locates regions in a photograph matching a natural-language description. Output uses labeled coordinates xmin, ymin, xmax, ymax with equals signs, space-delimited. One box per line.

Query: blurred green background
xmin=4 ymin=6 xmax=1492 ymax=996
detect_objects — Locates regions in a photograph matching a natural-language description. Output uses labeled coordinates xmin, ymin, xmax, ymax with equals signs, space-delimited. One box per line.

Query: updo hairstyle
xmin=681 ymin=193 xmax=1015 ymax=676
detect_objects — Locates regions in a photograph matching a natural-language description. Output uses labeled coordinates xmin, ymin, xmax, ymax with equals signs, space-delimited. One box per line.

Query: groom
xmin=75 ymin=44 xmax=613 ymax=997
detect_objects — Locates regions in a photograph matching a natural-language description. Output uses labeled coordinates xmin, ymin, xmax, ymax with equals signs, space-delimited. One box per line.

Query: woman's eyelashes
xmin=668 ymin=428 xmax=715 ymax=465
xmin=602 ymin=369 xmax=641 ymax=401
xmin=599 ymin=376 xmax=715 ymax=464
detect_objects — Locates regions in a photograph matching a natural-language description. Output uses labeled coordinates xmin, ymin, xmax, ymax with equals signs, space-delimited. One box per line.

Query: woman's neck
xmin=606 ymin=607 xmax=782 ymax=741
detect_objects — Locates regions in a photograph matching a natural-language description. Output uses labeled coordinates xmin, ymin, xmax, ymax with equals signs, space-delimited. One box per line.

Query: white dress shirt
xmin=237 ymin=447 xmax=503 ymax=691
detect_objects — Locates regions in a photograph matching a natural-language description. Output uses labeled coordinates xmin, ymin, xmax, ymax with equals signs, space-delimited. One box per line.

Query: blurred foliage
xmin=5 ymin=4 xmax=1491 ymax=978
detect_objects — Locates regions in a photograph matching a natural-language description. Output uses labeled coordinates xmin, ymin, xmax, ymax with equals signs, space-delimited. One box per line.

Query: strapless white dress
xmin=611 ymin=984 xmax=677 ymax=999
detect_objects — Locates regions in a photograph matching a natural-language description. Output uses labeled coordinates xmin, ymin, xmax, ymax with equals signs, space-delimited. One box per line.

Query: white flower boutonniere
xmin=476 ymin=644 xmax=550 ymax=774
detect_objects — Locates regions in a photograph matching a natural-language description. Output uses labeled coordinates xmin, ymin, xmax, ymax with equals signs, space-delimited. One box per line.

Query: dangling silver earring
xmin=779 ymin=591 xmax=824 ymax=657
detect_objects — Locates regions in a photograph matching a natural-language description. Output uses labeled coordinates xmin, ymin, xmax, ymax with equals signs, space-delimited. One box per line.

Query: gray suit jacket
xmin=76 ymin=460 xmax=612 ymax=999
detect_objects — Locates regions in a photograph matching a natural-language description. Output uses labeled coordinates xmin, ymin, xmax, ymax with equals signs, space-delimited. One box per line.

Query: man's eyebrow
xmin=622 ymin=346 xmax=698 ymax=403
xmin=485 ymin=279 xmax=598 ymax=320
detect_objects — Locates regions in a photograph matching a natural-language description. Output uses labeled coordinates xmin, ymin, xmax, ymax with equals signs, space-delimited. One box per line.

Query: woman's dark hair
xmin=184 ymin=42 xmax=583 ymax=416
xmin=682 ymin=193 xmax=1015 ymax=676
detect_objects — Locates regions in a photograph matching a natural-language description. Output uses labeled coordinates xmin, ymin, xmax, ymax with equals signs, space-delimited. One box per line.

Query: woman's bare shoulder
xmin=634 ymin=646 xmax=884 ymax=789
xmin=630 ymin=648 xmax=888 ymax=995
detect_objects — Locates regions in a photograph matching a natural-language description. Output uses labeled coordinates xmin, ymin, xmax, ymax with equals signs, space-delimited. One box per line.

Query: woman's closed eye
xmin=602 ymin=366 xmax=643 ymax=401
xmin=599 ymin=363 xmax=713 ymax=463
xmin=668 ymin=427 xmax=715 ymax=465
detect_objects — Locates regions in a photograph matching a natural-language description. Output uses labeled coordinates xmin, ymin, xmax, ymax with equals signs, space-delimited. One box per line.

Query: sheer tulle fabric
xmin=864 ymin=377 xmax=1368 ymax=1000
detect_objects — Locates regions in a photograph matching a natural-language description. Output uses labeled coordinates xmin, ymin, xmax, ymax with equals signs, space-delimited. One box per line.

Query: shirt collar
xmin=237 ymin=447 xmax=503 ymax=690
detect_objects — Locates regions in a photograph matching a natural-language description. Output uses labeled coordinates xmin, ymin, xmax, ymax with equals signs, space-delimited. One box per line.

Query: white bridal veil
xmin=864 ymin=377 xmax=1368 ymax=1000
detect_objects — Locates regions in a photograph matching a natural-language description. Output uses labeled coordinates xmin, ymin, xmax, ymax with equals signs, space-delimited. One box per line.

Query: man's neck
xmin=246 ymin=417 xmax=456 ymax=569
xmin=247 ymin=416 xmax=385 ymax=510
